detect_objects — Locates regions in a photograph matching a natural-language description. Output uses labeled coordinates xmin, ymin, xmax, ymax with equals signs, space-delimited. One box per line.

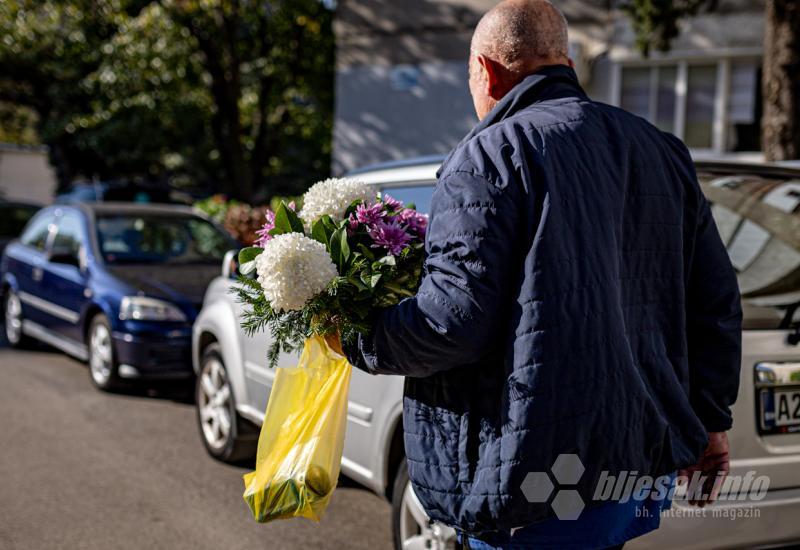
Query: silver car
xmin=192 ymin=158 xmax=800 ymax=549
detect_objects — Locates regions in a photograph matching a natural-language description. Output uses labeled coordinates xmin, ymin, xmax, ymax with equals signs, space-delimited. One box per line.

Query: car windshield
xmin=96 ymin=214 xmax=233 ymax=265
xmin=381 ymin=184 xmax=434 ymax=214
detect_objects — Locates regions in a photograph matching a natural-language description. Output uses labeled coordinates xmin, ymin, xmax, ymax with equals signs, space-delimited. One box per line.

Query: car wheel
xmin=195 ymin=343 xmax=257 ymax=463
xmin=88 ymin=314 xmax=121 ymax=391
xmin=392 ymin=459 xmax=460 ymax=550
xmin=3 ymin=288 xmax=31 ymax=348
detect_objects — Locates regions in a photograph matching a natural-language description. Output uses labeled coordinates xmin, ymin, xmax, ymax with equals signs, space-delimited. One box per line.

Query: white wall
xmin=333 ymin=60 xmax=476 ymax=174
xmin=0 ymin=146 xmax=56 ymax=205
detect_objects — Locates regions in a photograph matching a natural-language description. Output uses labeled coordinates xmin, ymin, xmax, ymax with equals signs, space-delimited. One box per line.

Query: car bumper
xmin=630 ymin=486 xmax=800 ymax=549
xmin=112 ymin=325 xmax=193 ymax=380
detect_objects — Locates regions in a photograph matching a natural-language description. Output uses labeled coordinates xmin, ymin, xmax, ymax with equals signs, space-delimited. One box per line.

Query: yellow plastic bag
xmin=243 ymin=335 xmax=352 ymax=523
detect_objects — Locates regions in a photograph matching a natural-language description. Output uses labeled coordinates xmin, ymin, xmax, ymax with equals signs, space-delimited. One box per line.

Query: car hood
xmin=105 ymin=263 xmax=221 ymax=310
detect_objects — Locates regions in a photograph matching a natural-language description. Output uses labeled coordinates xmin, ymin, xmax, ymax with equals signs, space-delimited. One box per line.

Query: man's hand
xmin=678 ymin=431 xmax=730 ymax=507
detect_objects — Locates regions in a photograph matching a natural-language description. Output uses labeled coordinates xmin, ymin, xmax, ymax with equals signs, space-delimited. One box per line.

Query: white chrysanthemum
xmin=300 ymin=177 xmax=373 ymax=224
xmin=255 ymin=233 xmax=338 ymax=312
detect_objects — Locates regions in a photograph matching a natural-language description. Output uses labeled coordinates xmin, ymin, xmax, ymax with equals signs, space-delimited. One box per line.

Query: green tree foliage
xmin=0 ymin=102 xmax=39 ymax=145
xmin=621 ymin=0 xmax=717 ymax=56
xmin=0 ymin=0 xmax=137 ymax=189
xmin=0 ymin=0 xmax=334 ymax=200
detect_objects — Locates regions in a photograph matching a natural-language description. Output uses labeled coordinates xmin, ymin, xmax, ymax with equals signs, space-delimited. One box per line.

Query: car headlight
xmin=119 ymin=296 xmax=187 ymax=322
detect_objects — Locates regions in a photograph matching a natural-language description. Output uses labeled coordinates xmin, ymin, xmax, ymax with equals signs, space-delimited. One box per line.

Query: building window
xmin=685 ymin=64 xmax=717 ymax=149
xmin=615 ymin=58 xmax=761 ymax=154
xmin=727 ymin=61 xmax=762 ymax=152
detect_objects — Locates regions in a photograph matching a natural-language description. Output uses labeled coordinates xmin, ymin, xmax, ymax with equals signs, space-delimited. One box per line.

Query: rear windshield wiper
xmin=783 ymin=300 xmax=800 ymax=345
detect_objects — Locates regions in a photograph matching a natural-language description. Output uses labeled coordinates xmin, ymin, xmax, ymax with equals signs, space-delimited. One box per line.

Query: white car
xmin=192 ymin=158 xmax=800 ymax=550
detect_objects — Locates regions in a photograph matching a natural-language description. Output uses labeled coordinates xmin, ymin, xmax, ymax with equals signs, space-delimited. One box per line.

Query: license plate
xmin=759 ymin=388 xmax=800 ymax=434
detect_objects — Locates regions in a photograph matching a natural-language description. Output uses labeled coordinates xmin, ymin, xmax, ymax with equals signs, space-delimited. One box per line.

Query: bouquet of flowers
xmin=233 ymin=177 xmax=428 ymax=367
xmin=238 ymin=178 xmax=428 ymax=524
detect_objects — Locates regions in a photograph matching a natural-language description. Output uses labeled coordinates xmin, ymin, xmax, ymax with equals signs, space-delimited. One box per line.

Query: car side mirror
xmin=49 ymin=247 xmax=81 ymax=268
xmin=221 ymin=249 xmax=239 ymax=279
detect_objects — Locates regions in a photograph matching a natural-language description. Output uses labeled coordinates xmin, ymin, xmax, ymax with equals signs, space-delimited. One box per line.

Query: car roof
xmin=347 ymin=155 xmax=800 ymax=184
xmin=68 ymin=201 xmax=201 ymax=217
xmin=347 ymin=156 xmax=445 ymax=186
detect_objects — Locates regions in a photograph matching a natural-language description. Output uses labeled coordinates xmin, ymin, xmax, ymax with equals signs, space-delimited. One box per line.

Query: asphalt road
xmin=0 ymin=341 xmax=393 ymax=550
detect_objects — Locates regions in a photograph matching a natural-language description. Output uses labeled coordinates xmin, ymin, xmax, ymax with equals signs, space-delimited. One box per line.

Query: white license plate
xmin=760 ymin=388 xmax=800 ymax=434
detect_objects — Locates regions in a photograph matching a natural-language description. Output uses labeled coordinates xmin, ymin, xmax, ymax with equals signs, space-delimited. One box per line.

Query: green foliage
xmin=270 ymin=202 xmax=305 ymax=236
xmin=194 ymin=194 xmax=238 ymax=223
xmin=0 ymin=0 xmax=334 ymax=198
xmin=238 ymin=246 xmax=264 ymax=276
xmin=232 ymin=197 xmax=427 ymax=368
xmin=268 ymin=195 xmax=303 ymax=213
xmin=621 ymin=0 xmax=717 ymax=55
xmin=0 ymin=102 xmax=39 ymax=145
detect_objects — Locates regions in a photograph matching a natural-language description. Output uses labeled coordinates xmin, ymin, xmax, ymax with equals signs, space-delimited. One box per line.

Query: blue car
xmin=1 ymin=202 xmax=238 ymax=391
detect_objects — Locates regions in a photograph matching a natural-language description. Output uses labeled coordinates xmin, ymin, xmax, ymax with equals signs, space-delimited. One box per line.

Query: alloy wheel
xmin=4 ymin=291 xmax=23 ymax=345
xmin=89 ymin=322 xmax=114 ymax=386
xmin=198 ymin=357 xmax=233 ymax=452
xmin=400 ymin=482 xmax=458 ymax=550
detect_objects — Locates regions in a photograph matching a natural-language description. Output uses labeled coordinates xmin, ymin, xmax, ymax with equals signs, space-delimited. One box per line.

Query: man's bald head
xmin=471 ymin=0 xmax=569 ymax=73
xmin=468 ymin=0 xmax=571 ymax=120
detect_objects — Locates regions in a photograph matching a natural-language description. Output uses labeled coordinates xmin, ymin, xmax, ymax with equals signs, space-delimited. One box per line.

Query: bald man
xmin=345 ymin=1 xmax=742 ymax=548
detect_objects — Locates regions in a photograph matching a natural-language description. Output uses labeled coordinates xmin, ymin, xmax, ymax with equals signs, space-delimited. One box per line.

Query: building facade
xmin=0 ymin=144 xmax=56 ymax=204
xmin=333 ymin=0 xmax=765 ymax=174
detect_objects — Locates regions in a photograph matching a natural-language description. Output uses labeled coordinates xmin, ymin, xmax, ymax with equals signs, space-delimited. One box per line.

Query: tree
xmin=0 ymin=0 xmax=143 ymax=191
xmin=154 ymin=0 xmax=335 ymax=200
xmin=0 ymin=0 xmax=334 ymax=200
xmin=622 ymin=0 xmax=800 ymax=161
xmin=762 ymin=0 xmax=800 ymax=160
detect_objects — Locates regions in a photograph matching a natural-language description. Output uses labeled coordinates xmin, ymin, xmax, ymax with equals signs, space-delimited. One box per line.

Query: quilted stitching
xmin=345 ymin=65 xmax=742 ymax=534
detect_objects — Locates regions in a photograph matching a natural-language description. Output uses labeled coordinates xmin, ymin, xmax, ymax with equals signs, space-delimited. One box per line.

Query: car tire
xmin=392 ymin=458 xmax=461 ymax=550
xmin=195 ymin=343 xmax=257 ymax=463
xmin=87 ymin=314 xmax=122 ymax=391
xmin=3 ymin=288 xmax=32 ymax=348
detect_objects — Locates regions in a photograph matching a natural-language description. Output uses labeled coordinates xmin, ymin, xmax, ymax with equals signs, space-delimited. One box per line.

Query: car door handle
xmin=32 ymin=267 xmax=43 ymax=282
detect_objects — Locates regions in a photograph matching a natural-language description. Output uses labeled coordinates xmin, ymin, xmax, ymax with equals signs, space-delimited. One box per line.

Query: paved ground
xmin=0 ymin=341 xmax=393 ymax=550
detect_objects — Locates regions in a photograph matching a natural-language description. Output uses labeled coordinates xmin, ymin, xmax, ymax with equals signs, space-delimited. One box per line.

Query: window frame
xmin=610 ymin=51 xmax=762 ymax=155
xmin=51 ymin=209 xmax=87 ymax=259
xmin=18 ymin=211 xmax=57 ymax=253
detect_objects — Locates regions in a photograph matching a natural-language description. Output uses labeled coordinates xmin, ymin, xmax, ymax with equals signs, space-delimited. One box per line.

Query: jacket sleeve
xmin=685 ymin=191 xmax=743 ymax=432
xmin=344 ymin=169 xmax=521 ymax=378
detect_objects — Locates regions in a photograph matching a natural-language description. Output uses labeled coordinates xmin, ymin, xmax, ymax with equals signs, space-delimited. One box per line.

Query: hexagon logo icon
xmin=519 ymin=454 xmax=587 ymax=520
xmin=551 ymin=489 xmax=585 ymax=520
xmin=551 ymin=454 xmax=585 ymax=485
xmin=520 ymin=471 xmax=554 ymax=503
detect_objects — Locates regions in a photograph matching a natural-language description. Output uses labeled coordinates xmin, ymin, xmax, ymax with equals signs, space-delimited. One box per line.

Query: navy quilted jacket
xmin=346 ymin=65 xmax=742 ymax=533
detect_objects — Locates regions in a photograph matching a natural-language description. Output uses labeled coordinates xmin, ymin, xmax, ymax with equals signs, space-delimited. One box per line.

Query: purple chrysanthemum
xmin=382 ymin=194 xmax=403 ymax=211
xmin=254 ymin=209 xmax=276 ymax=247
xmin=355 ymin=202 xmax=386 ymax=225
xmin=254 ymin=202 xmax=297 ymax=247
xmin=368 ymin=219 xmax=412 ymax=256
xmin=397 ymin=208 xmax=428 ymax=238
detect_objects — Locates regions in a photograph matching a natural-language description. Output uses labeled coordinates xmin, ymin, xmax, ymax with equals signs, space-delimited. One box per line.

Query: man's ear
xmin=476 ymin=54 xmax=504 ymax=100
xmin=568 ymin=57 xmax=575 ymax=68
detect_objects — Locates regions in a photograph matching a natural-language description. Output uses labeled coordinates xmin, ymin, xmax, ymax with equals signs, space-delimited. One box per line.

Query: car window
xmin=19 ymin=212 xmax=56 ymax=251
xmin=699 ymin=172 xmax=800 ymax=329
xmin=96 ymin=214 xmax=234 ymax=264
xmin=0 ymin=205 xmax=39 ymax=238
xmin=52 ymin=212 xmax=84 ymax=257
xmin=381 ymin=183 xmax=435 ymax=214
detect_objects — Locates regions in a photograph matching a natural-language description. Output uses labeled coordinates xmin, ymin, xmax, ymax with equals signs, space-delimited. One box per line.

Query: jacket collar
xmin=438 ymin=65 xmax=585 ymax=178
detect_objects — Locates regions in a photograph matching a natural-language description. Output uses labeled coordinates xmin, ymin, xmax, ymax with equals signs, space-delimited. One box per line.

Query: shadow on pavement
xmin=0 ymin=324 xmax=195 ymax=405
